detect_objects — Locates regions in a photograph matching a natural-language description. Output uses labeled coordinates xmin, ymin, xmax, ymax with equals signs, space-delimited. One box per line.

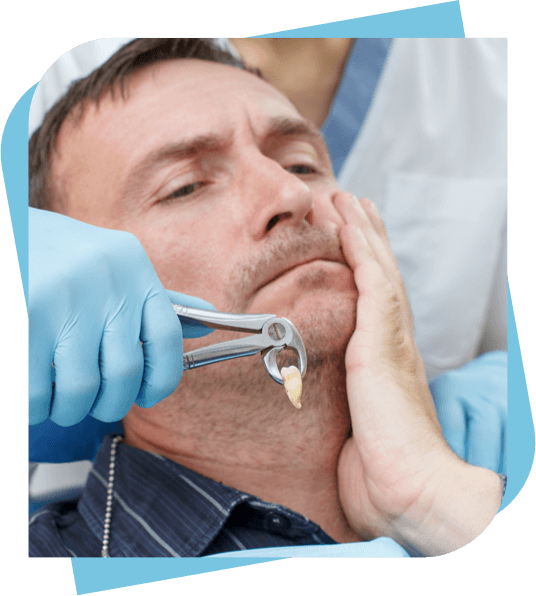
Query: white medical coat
xmin=337 ymin=39 xmax=507 ymax=378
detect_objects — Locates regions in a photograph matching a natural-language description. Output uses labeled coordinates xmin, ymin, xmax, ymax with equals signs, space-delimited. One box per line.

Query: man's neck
xmin=123 ymin=312 xmax=357 ymax=542
xmin=125 ymin=423 xmax=359 ymax=543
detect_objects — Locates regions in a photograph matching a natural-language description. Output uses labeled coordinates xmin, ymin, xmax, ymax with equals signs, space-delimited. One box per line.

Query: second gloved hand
xmin=429 ymin=351 xmax=507 ymax=474
xmin=29 ymin=208 xmax=214 ymax=427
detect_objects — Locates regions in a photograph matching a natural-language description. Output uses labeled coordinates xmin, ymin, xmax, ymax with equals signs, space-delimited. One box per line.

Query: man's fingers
xmin=335 ymin=194 xmax=415 ymax=339
xmin=338 ymin=222 xmax=400 ymax=316
xmin=338 ymin=221 xmax=424 ymax=381
xmin=338 ymin=224 xmax=403 ymax=340
xmin=335 ymin=195 xmax=403 ymax=291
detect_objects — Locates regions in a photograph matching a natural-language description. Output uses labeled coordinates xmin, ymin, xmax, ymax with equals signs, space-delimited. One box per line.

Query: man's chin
xmin=273 ymin=290 xmax=357 ymax=367
xmin=219 ymin=260 xmax=358 ymax=369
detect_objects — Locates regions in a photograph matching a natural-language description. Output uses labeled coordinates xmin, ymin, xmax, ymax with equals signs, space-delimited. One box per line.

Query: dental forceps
xmin=172 ymin=304 xmax=307 ymax=384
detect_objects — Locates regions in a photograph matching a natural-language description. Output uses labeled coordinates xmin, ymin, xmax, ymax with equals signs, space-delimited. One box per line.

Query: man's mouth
xmin=257 ymin=256 xmax=349 ymax=293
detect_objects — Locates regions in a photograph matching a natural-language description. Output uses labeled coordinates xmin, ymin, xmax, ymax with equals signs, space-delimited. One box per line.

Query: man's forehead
xmin=134 ymin=58 xmax=286 ymax=96
xmin=59 ymin=58 xmax=305 ymax=149
xmin=55 ymin=57 xmax=317 ymax=176
xmin=121 ymin=58 xmax=300 ymax=122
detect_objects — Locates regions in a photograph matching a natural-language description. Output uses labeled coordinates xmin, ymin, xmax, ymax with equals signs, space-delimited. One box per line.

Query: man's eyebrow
xmin=121 ymin=133 xmax=230 ymax=202
xmin=120 ymin=118 xmax=327 ymax=205
xmin=264 ymin=116 xmax=325 ymax=143
xmin=262 ymin=116 xmax=331 ymax=166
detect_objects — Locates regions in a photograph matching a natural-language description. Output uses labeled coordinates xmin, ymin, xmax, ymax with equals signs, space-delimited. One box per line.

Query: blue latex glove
xmin=29 ymin=208 xmax=214 ymax=427
xmin=429 ymin=351 xmax=507 ymax=474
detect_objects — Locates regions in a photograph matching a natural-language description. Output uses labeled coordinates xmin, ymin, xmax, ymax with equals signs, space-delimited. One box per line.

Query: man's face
xmin=53 ymin=59 xmax=358 ymax=360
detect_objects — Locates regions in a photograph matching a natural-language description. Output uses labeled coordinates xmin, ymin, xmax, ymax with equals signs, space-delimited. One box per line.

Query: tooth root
xmin=281 ymin=366 xmax=302 ymax=409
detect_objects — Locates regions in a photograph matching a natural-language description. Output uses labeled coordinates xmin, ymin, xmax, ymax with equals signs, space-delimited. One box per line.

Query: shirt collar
xmin=77 ymin=435 xmax=323 ymax=557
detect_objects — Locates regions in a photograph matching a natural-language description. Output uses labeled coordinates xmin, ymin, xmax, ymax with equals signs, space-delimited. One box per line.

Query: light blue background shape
xmin=2 ymin=1 xmax=532 ymax=593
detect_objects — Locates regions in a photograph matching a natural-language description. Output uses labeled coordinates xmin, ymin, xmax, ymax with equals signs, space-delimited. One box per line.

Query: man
xmin=29 ymin=38 xmax=503 ymax=557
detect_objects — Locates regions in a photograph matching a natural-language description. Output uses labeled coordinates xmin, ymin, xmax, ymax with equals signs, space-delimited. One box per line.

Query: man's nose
xmin=242 ymin=154 xmax=314 ymax=240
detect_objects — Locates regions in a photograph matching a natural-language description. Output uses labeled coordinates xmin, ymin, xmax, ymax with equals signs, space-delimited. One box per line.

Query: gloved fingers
xmin=136 ymin=290 xmax=184 ymax=408
xmin=165 ymin=289 xmax=216 ymax=338
xmin=431 ymin=384 xmax=467 ymax=461
xmin=28 ymin=325 xmax=53 ymax=425
xmin=465 ymin=350 xmax=507 ymax=372
xmin=49 ymin=334 xmax=102 ymax=427
xmin=499 ymin=422 xmax=507 ymax=476
xmin=466 ymin=409 xmax=503 ymax=472
xmin=28 ymin=365 xmax=53 ymax=426
xmin=135 ymin=289 xmax=216 ymax=406
xmin=89 ymin=319 xmax=145 ymax=422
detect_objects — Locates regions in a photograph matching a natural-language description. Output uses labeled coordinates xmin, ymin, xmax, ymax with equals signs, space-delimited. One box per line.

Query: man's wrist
xmin=389 ymin=460 xmax=503 ymax=556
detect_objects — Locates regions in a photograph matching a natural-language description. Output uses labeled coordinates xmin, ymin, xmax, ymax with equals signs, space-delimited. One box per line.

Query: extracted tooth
xmin=281 ymin=365 xmax=302 ymax=409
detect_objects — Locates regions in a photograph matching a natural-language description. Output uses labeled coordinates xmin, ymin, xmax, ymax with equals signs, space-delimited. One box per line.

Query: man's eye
xmin=162 ymin=182 xmax=202 ymax=202
xmin=286 ymin=164 xmax=316 ymax=175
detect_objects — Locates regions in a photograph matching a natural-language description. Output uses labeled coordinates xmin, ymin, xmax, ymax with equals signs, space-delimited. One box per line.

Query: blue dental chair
xmin=28 ymin=416 xmax=123 ymax=518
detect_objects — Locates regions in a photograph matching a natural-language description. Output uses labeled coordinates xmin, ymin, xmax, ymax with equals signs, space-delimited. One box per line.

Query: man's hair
xmin=29 ymin=38 xmax=250 ymax=211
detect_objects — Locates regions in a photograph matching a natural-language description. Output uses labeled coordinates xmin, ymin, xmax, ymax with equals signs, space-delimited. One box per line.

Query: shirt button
xmin=264 ymin=512 xmax=290 ymax=533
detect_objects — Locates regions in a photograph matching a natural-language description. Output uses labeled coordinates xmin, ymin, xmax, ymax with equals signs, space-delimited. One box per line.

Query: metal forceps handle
xmin=172 ymin=304 xmax=307 ymax=384
xmin=173 ymin=305 xmax=279 ymax=370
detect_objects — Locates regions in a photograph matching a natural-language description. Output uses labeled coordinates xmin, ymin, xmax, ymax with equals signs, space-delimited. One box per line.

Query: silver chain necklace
xmin=101 ymin=435 xmax=123 ymax=557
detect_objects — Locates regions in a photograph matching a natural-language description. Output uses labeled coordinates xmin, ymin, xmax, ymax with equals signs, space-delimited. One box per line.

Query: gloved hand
xmin=29 ymin=208 xmax=214 ymax=427
xmin=429 ymin=351 xmax=507 ymax=474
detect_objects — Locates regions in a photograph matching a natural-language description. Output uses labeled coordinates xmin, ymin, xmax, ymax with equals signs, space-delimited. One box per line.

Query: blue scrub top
xmin=321 ymin=38 xmax=392 ymax=178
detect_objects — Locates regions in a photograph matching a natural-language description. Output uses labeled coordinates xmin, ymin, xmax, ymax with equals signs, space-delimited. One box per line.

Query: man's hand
xmin=334 ymin=195 xmax=502 ymax=556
